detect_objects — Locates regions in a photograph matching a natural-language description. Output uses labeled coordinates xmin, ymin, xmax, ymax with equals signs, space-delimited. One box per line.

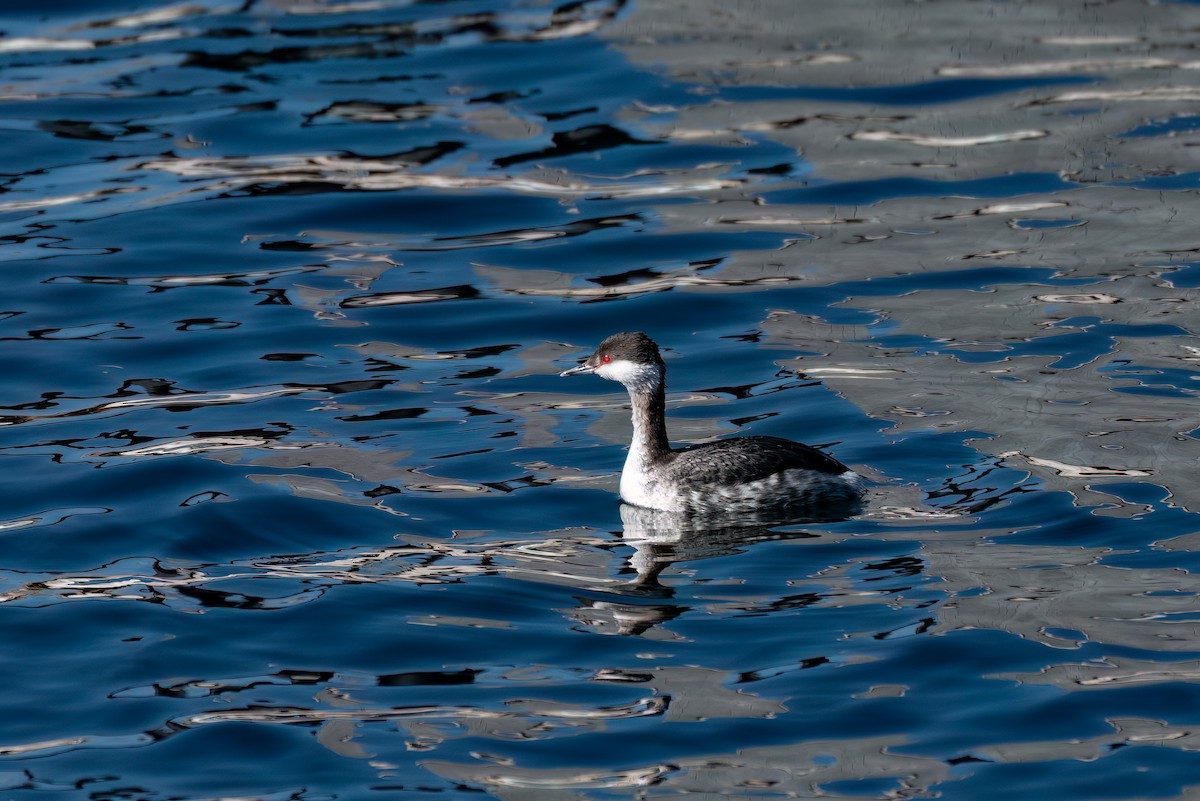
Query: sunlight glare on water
xmin=1 ymin=0 xmax=1199 ymax=799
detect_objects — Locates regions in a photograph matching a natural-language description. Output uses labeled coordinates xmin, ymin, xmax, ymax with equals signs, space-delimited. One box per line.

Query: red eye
xmin=601 ymin=354 xmax=611 ymax=364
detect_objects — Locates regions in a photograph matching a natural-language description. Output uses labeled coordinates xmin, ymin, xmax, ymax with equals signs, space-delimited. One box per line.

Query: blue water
xmin=2 ymin=1 xmax=1200 ymax=799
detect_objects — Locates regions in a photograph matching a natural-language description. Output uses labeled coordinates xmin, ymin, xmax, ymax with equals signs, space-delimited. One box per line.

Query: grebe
xmin=560 ymin=332 xmax=864 ymax=517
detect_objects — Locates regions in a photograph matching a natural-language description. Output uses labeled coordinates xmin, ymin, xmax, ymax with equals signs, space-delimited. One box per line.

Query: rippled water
xmin=3 ymin=0 xmax=1200 ymax=798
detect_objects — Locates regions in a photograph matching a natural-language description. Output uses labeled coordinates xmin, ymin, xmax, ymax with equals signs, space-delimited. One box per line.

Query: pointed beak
xmin=559 ymin=363 xmax=596 ymax=377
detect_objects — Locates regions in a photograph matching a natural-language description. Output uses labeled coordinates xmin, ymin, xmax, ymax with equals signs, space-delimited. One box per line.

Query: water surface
xmin=2 ymin=0 xmax=1200 ymax=799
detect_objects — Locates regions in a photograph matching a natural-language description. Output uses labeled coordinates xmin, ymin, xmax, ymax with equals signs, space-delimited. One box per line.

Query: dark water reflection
xmin=2 ymin=0 xmax=1200 ymax=799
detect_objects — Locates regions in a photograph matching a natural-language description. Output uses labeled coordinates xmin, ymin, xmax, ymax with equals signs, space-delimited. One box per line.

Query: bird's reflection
xmin=615 ymin=495 xmax=862 ymax=590
xmin=569 ymin=499 xmax=860 ymax=636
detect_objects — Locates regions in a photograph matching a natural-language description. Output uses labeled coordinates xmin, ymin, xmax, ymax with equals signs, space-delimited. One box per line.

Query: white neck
xmin=599 ymin=360 xmax=672 ymax=507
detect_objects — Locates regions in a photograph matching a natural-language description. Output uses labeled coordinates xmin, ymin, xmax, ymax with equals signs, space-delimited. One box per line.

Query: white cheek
xmin=596 ymin=359 xmax=658 ymax=390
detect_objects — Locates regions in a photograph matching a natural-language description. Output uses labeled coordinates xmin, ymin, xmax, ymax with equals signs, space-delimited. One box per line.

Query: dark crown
xmin=596 ymin=331 xmax=664 ymax=366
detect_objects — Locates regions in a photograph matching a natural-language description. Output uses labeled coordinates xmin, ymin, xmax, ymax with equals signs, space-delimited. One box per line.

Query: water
xmin=2 ymin=0 xmax=1199 ymax=798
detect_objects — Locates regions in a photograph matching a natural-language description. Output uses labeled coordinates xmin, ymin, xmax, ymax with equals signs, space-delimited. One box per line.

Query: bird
xmin=560 ymin=332 xmax=864 ymax=518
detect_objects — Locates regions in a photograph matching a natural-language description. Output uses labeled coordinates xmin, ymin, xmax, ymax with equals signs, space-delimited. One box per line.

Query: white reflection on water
xmin=850 ymin=129 xmax=1049 ymax=146
xmin=938 ymin=57 xmax=1200 ymax=76
xmin=993 ymin=656 xmax=1200 ymax=691
xmin=144 ymin=154 xmax=742 ymax=199
xmin=927 ymin=542 xmax=1200 ymax=651
xmin=424 ymin=735 xmax=950 ymax=798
